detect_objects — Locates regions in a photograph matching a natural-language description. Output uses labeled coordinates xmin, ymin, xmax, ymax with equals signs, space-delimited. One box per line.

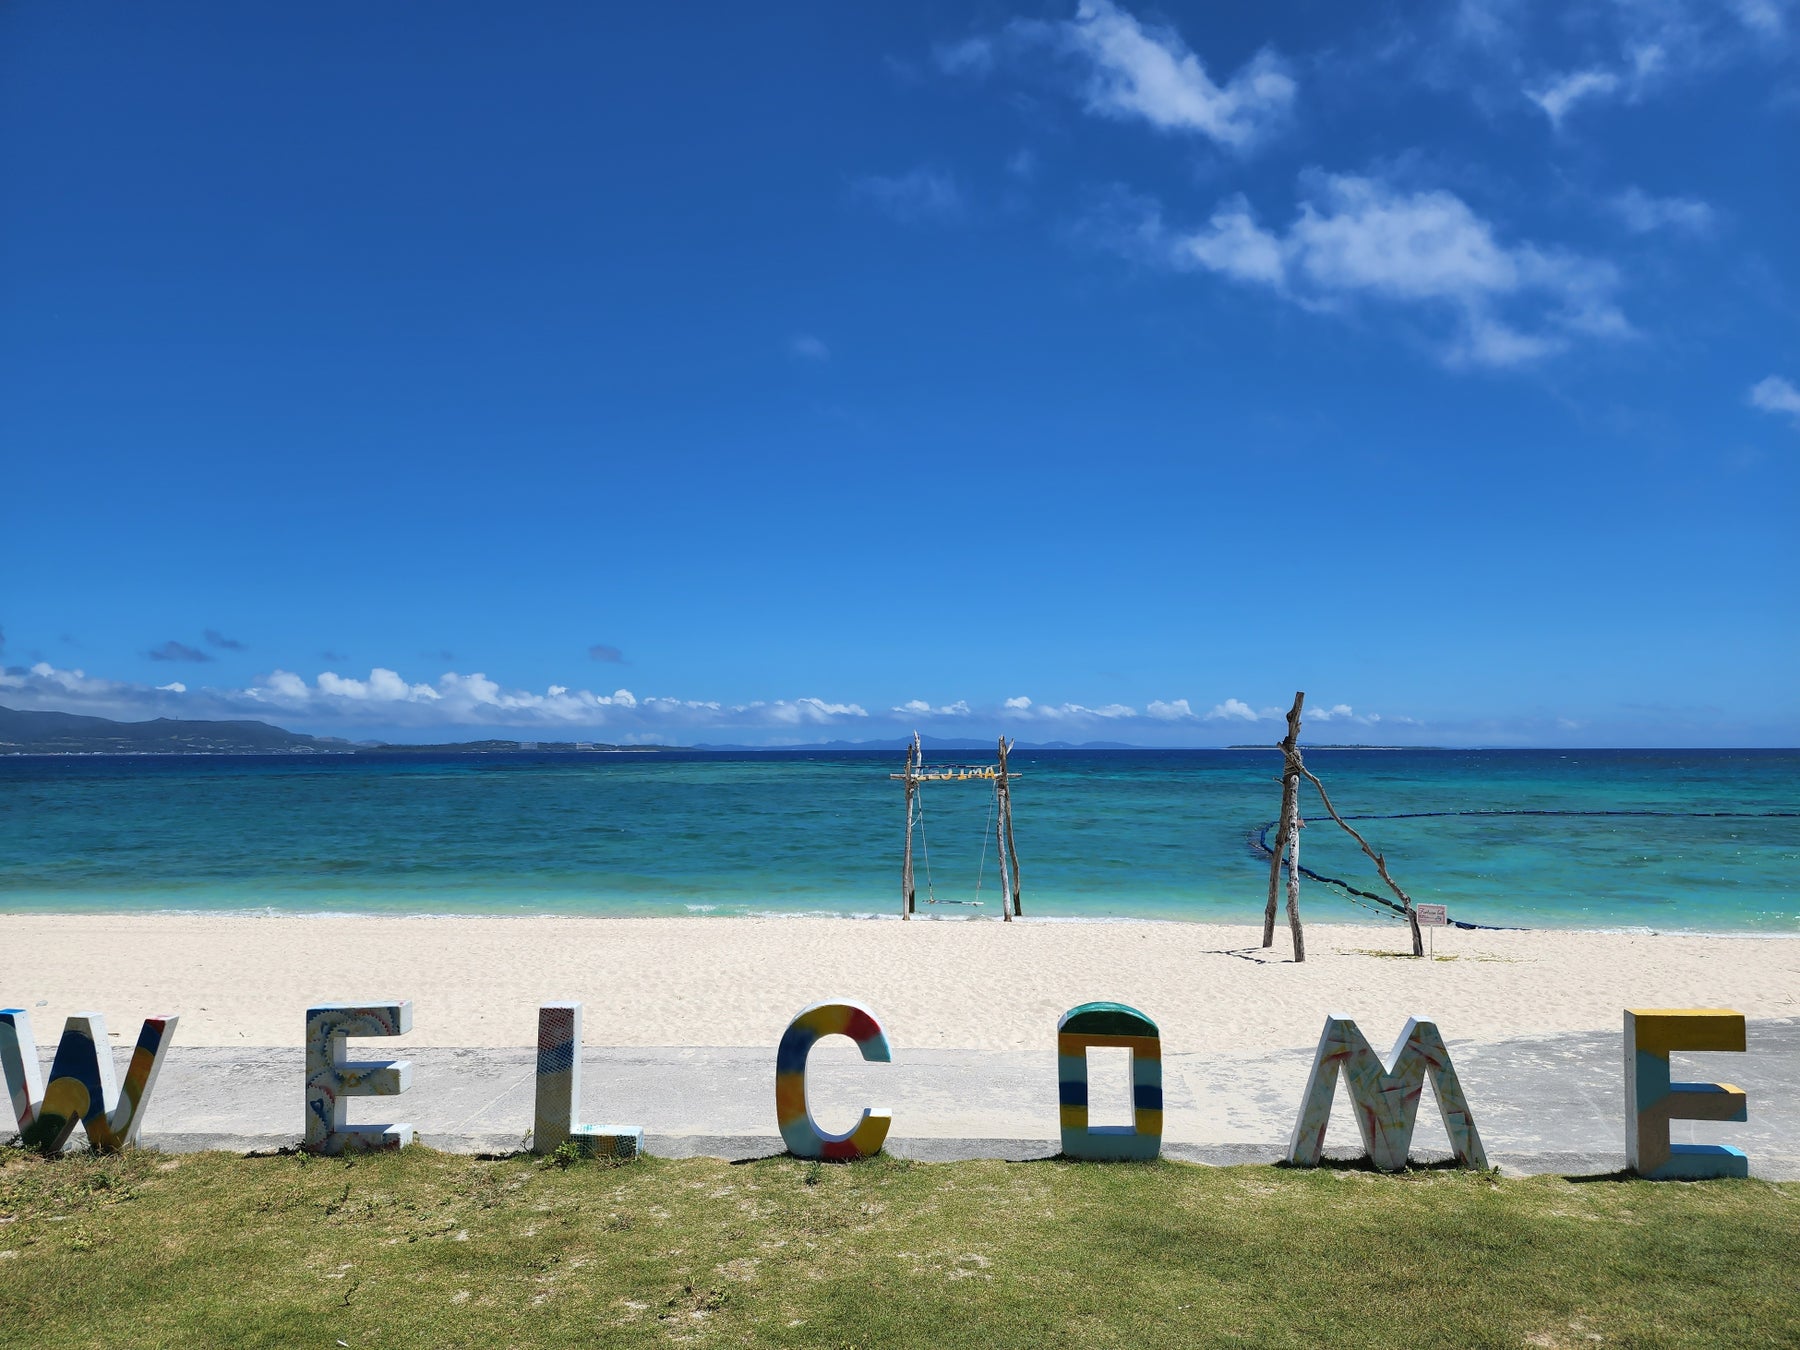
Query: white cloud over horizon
xmin=1135 ymin=172 xmax=1631 ymax=367
xmin=1 ymin=660 xmax=1430 ymax=744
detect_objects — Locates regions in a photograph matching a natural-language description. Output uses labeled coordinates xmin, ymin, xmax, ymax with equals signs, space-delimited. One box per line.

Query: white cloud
xmin=1527 ymin=67 xmax=1622 ymax=126
xmin=1203 ymin=698 xmax=1262 ymax=722
xmin=935 ymin=36 xmax=995 ymax=75
xmin=1610 ymin=187 xmax=1717 ymax=236
xmin=734 ymin=698 xmax=868 ymax=725
xmin=894 ymin=699 xmax=973 ymax=717
xmin=853 ymin=166 xmax=963 ymax=224
xmin=1145 ymin=698 xmax=1197 ymax=720
xmin=1731 ymin=0 xmax=1787 ymax=37
xmin=1000 ymin=697 xmax=1137 ymax=721
xmin=790 ymin=334 xmax=830 ymax=361
xmin=1052 ymin=0 xmax=1295 ymax=149
xmin=311 ymin=668 xmax=441 ymax=704
xmin=156 ymin=681 xmax=187 ymax=693
xmin=1155 ymin=173 xmax=1630 ymax=368
xmin=1749 ymin=375 xmax=1800 ymax=427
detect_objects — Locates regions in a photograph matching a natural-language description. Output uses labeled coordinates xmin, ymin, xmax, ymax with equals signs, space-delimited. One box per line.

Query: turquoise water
xmin=1 ymin=750 xmax=1795 ymax=931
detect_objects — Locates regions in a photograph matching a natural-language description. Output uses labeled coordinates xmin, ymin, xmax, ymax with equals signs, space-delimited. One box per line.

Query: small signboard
xmin=1415 ymin=903 xmax=1448 ymax=927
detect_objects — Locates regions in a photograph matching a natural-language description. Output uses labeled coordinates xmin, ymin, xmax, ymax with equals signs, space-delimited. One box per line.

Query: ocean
xmin=1 ymin=749 xmax=1795 ymax=932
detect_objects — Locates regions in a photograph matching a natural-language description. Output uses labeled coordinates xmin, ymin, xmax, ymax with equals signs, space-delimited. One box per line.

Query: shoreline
xmin=4 ymin=913 xmax=1795 ymax=1053
xmin=5 ymin=904 xmax=1800 ymax=940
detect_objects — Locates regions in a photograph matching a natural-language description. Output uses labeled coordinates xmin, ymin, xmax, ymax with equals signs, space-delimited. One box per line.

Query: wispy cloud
xmin=588 ymin=644 xmax=626 ymax=664
xmin=853 ymin=166 xmax=963 ymax=224
xmin=1527 ymin=67 xmax=1623 ymax=127
xmin=1000 ymin=695 xmax=1137 ymax=721
xmin=893 ymin=699 xmax=973 ymax=717
xmin=204 ymin=628 xmax=246 ymax=651
xmin=146 ymin=640 xmax=213 ymax=663
xmin=934 ymin=35 xmax=995 ymax=76
xmin=1122 ymin=172 xmax=1630 ymax=368
xmin=1203 ymin=698 xmax=1267 ymax=722
xmin=789 ymin=334 xmax=831 ymax=362
xmin=1608 ymin=187 xmax=1717 ymax=237
xmin=1749 ymin=375 xmax=1800 ymax=427
xmin=1145 ymin=698 xmax=1196 ymax=720
xmin=1040 ymin=0 xmax=1295 ymax=149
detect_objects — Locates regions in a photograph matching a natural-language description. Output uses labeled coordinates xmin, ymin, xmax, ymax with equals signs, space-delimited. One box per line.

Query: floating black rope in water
xmin=1248 ymin=808 xmax=1799 ymax=932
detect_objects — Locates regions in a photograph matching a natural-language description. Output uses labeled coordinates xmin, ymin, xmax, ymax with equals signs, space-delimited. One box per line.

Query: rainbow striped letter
xmin=532 ymin=1002 xmax=642 ymax=1161
xmin=1 ymin=1009 xmax=178 ymax=1154
xmin=1057 ymin=1002 xmax=1162 ymax=1161
xmin=774 ymin=1001 xmax=891 ymax=1160
xmin=1625 ymin=1009 xmax=1748 ymax=1179
xmin=1287 ymin=1015 xmax=1486 ymax=1171
xmin=304 ymin=1002 xmax=414 ymax=1154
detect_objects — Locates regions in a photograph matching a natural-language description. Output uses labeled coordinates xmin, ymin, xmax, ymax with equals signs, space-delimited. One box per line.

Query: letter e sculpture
xmin=774 ymin=1001 xmax=891 ymax=1160
xmin=1057 ymin=1002 xmax=1162 ymax=1161
xmin=304 ymin=1001 xmax=414 ymax=1154
xmin=1287 ymin=1014 xmax=1487 ymax=1171
xmin=1624 ymin=1008 xmax=1748 ymax=1179
xmin=532 ymin=1001 xmax=643 ymax=1160
xmin=1 ymin=1008 xmax=178 ymax=1154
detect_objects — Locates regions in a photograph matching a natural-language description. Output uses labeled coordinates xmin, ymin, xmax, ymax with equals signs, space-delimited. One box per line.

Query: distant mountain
xmin=0 ymin=704 xmax=340 ymax=755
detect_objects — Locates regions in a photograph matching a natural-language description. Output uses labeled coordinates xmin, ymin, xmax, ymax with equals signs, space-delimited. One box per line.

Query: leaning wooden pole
xmin=998 ymin=736 xmax=1022 ymax=916
xmin=1296 ymin=762 xmax=1425 ymax=957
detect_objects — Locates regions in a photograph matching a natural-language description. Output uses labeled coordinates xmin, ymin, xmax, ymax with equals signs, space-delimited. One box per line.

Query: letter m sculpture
xmin=1287 ymin=1014 xmax=1487 ymax=1172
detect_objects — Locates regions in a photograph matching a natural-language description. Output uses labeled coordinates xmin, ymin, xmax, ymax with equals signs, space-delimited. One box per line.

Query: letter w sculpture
xmin=1 ymin=1009 xmax=179 ymax=1154
xmin=1287 ymin=1014 xmax=1487 ymax=1171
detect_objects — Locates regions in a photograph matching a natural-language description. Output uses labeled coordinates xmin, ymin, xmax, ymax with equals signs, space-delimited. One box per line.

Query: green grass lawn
xmin=1 ymin=1146 xmax=1795 ymax=1349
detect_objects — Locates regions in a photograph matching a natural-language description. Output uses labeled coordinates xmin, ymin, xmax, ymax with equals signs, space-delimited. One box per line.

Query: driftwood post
xmin=998 ymin=736 xmax=1022 ymax=916
xmin=1262 ymin=692 xmax=1306 ymax=959
xmin=901 ymin=733 xmax=919 ymax=919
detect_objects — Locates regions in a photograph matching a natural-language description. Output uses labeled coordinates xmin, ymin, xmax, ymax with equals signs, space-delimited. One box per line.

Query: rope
xmin=915 ymin=783 xmax=937 ymax=906
xmin=1248 ymin=808 xmax=1797 ymax=931
xmin=973 ymin=784 xmax=996 ymax=904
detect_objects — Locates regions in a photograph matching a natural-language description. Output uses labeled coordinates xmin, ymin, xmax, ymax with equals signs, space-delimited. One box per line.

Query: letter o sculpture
xmin=774 ymin=1001 xmax=892 ymax=1160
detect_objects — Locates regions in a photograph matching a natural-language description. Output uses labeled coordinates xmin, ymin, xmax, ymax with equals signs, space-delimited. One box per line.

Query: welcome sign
xmin=0 ymin=1000 xmax=1751 ymax=1181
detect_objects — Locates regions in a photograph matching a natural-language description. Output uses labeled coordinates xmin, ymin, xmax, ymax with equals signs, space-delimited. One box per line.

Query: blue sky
xmin=2 ymin=1 xmax=1796 ymax=746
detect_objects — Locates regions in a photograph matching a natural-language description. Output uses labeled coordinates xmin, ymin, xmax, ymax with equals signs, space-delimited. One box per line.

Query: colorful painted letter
xmin=774 ymin=1001 xmax=891 ymax=1160
xmin=1057 ymin=1002 xmax=1162 ymax=1161
xmin=532 ymin=1001 xmax=643 ymax=1161
xmin=1287 ymin=1014 xmax=1487 ymax=1171
xmin=0 ymin=1008 xmax=178 ymax=1154
xmin=1624 ymin=1008 xmax=1748 ymax=1179
xmin=304 ymin=1002 xmax=414 ymax=1154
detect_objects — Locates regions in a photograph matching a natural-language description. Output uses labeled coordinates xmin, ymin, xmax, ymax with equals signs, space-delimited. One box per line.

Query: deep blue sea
xmin=1 ymin=749 xmax=1796 ymax=932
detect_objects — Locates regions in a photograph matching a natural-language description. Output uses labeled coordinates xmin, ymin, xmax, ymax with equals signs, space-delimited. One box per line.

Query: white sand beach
xmin=4 ymin=914 xmax=1796 ymax=1053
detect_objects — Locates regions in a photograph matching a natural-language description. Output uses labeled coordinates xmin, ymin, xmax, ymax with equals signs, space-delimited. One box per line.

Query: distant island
xmin=0 ymin=706 xmax=681 ymax=756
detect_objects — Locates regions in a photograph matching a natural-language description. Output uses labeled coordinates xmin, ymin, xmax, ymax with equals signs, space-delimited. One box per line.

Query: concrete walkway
xmin=21 ymin=1018 xmax=1798 ymax=1178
